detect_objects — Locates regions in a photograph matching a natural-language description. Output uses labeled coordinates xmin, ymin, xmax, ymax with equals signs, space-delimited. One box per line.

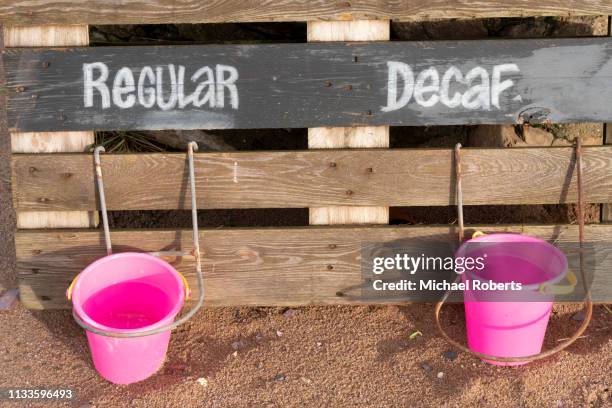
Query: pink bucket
xmin=456 ymin=233 xmax=569 ymax=366
xmin=69 ymin=252 xmax=186 ymax=384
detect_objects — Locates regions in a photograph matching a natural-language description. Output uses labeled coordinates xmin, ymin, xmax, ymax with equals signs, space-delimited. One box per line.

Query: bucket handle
xmin=67 ymin=142 xmax=204 ymax=338
xmin=434 ymin=141 xmax=593 ymax=363
xmin=435 ymin=283 xmax=593 ymax=363
xmin=539 ymin=270 xmax=577 ymax=296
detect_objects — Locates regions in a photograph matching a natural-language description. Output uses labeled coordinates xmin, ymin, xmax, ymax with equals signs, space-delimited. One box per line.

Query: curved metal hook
xmin=94 ymin=146 xmax=112 ymax=255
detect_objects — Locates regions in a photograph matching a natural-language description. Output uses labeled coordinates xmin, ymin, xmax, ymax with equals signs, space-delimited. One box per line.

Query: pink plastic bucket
xmin=456 ymin=233 xmax=568 ymax=366
xmin=70 ymin=252 xmax=186 ymax=384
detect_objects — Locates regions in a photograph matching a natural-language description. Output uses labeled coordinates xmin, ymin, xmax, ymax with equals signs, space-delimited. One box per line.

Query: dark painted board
xmin=11 ymin=146 xmax=612 ymax=210
xmin=2 ymin=0 xmax=612 ymax=25
xmin=5 ymin=38 xmax=612 ymax=131
xmin=15 ymin=224 xmax=611 ymax=309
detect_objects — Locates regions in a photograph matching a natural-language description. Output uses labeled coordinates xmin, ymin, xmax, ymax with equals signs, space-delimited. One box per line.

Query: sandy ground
xmin=0 ymin=303 xmax=610 ymax=407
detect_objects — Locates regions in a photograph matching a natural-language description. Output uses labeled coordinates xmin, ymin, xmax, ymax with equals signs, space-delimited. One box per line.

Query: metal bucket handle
xmin=68 ymin=142 xmax=204 ymax=338
xmin=434 ymin=140 xmax=593 ymax=363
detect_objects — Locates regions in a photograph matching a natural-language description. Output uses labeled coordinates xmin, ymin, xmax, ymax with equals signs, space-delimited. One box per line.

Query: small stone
xmin=437 ymin=371 xmax=444 ymax=379
xmin=197 ymin=377 xmax=208 ymax=387
xmin=420 ymin=362 xmax=432 ymax=372
xmin=232 ymin=351 xmax=238 ymax=358
xmin=276 ymin=330 xmax=283 ymax=337
xmin=572 ymin=310 xmax=586 ymax=321
xmin=283 ymin=309 xmax=295 ymax=318
xmin=273 ymin=373 xmax=286 ymax=382
xmin=442 ymin=350 xmax=458 ymax=361
xmin=231 ymin=340 xmax=245 ymax=350
xmin=300 ymin=376 xmax=312 ymax=385
xmin=316 ymin=341 xmax=322 ymax=347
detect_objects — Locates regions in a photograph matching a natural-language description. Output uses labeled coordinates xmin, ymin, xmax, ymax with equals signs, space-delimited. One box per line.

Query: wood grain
xmin=1 ymin=1 xmax=611 ymax=25
xmin=604 ymin=122 xmax=611 ymax=221
xmin=5 ymin=25 xmax=96 ymax=230
xmin=604 ymin=15 xmax=611 ymax=222
xmin=12 ymin=147 xmax=612 ymax=211
xmin=308 ymin=20 xmax=389 ymax=225
xmin=16 ymin=211 xmax=97 ymax=229
xmin=6 ymin=38 xmax=612 ymax=132
xmin=604 ymin=203 xmax=611 ymax=221
xmin=3 ymin=25 xmax=88 ymax=47
xmin=15 ymin=224 xmax=612 ymax=309
xmin=11 ymin=131 xmax=93 ymax=153
xmin=307 ymin=20 xmax=389 ymax=42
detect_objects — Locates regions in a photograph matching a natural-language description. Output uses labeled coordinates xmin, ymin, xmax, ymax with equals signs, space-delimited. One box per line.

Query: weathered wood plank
xmin=16 ymin=211 xmax=97 ymax=229
xmin=10 ymin=131 xmax=93 ymax=153
xmin=15 ymin=224 xmax=612 ymax=309
xmin=604 ymin=15 xmax=611 ymax=222
xmin=3 ymin=25 xmax=88 ymax=47
xmin=1 ymin=1 xmax=612 ymax=25
xmin=604 ymin=120 xmax=612 ymax=220
xmin=6 ymin=38 xmax=612 ymax=132
xmin=308 ymin=19 xmax=390 ymax=225
xmin=12 ymin=146 xmax=612 ymax=211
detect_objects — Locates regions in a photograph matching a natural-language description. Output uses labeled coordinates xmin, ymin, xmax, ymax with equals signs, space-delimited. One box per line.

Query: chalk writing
xmin=382 ymin=62 xmax=520 ymax=112
xmin=83 ymin=63 xmax=239 ymax=110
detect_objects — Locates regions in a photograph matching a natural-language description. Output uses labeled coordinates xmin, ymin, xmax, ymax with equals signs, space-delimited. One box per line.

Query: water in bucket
xmin=70 ymin=253 xmax=186 ymax=384
xmin=456 ymin=233 xmax=569 ymax=366
xmin=83 ymin=281 xmax=174 ymax=329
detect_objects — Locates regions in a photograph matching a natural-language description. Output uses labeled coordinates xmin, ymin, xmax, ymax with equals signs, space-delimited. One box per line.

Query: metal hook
xmin=94 ymin=146 xmax=112 ymax=256
xmin=187 ymin=142 xmax=201 ymax=278
xmin=454 ymin=143 xmax=464 ymax=243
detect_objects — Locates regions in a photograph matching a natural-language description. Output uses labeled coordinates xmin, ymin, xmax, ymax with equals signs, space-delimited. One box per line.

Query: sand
xmin=0 ymin=303 xmax=610 ymax=407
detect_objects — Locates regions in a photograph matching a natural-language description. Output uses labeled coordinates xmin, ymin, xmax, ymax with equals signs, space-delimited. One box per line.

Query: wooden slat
xmin=308 ymin=20 xmax=390 ymax=225
xmin=3 ymin=25 xmax=88 ymax=47
xmin=604 ymin=121 xmax=612 ymax=220
xmin=1 ymin=1 xmax=612 ymax=25
xmin=16 ymin=211 xmax=98 ymax=229
xmin=11 ymin=131 xmax=93 ymax=153
xmin=6 ymin=38 xmax=612 ymax=132
xmin=15 ymin=224 xmax=612 ymax=309
xmin=12 ymin=147 xmax=612 ymax=211
xmin=5 ymin=25 xmax=97 ymax=231
xmin=603 ymin=16 xmax=611 ymax=222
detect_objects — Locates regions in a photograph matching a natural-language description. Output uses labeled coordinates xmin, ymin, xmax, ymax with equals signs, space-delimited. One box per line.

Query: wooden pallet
xmin=3 ymin=4 xmax=612 ymax=309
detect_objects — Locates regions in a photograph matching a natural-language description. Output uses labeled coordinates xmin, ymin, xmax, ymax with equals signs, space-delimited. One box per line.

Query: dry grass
xmin=95 ymin=131 xmax=166 ymax=153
